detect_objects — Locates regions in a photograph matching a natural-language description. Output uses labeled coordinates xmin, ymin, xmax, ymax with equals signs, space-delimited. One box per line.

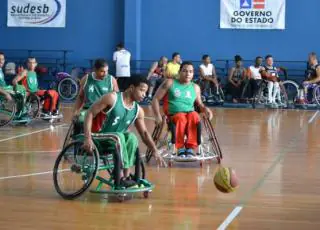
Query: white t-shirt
xmin=249 ymin=65 xmax=262 ymax=80
xmin=199 ymin=63 xmax=214 ymax=76
xmin=113 ymin=49 xmax=131 ymax=77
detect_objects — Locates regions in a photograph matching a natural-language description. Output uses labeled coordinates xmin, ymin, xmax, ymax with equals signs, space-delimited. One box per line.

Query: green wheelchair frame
xmin=53 ymin=132 xmax=154 ymax=201
xmin=0 ymin=86 xmax=40 ymax=127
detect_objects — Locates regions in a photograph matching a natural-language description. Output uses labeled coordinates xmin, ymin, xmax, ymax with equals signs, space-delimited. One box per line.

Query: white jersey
xmin=113 ymin=49 xmax=131 ymax=77
xmin=249 ymin=65 xmax=262 ymax=80
xmin=199 ymin=63 xmax=214 ymax=76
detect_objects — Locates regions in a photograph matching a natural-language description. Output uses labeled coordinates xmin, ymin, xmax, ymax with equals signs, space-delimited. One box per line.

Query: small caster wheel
xmin=117 ymin=194 xmax=125 ymax=202
xmin=143 ymin=191 xmax=150 ymax=199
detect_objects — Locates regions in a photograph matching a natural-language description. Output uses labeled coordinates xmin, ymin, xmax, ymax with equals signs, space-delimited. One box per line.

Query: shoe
xmin=185 ymin=148 xmax=195 ymax=158
xmin=120 ymin=177 xmax=138 ymax=188
xmin=177 ymin=148 xmax=186 ymax=158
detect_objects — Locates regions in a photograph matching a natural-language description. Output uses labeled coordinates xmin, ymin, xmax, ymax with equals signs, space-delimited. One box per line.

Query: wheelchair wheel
xmin=252 ymin=82 xmax=268 ymax=108
xmin=282 ymin=80 xmax=299 ymax=105
xmin=26 ymin=94 xmax=40 ymax=118
xmin=201 ymin=117 xmax=222 ymax=164
xmin=58 ymin=77 xmax=79 ymax=101
xmin=0 ymin=97 xmax=16 ymax=127
xmin=279 ymin=83 xmax=289 ymax=107
xmin=145 ymin=116 xmax=166 ymax=163
xmin=313 ymin=85 xmax=320 ymax=106
xmin=62 ymin=121 xmax=75 ymax=149
xmin=53 ymin=141 xmax=99 ymax=199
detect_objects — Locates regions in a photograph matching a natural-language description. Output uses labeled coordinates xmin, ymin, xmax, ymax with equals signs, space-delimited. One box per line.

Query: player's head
xmin=234 ymin=55 xmax=242 ymax=67
xmin=308 ymin=52 xmax=317 ymax=65
xmin=116 ymin=42 xmax=124 ymax=51
xmin=0 ymin=52 xmax=5 ymax=68
xmin=172 ymin=52 xmax=181 ymax=63
xmin=265 ymin=55 xmax=273 ymax=66
xmin=202 ymin=54 xmax=211 ymax=65
xmin=94 ymin=58 xmax=108 ymax=78
xmin=179 ymin=61 xmax=194 ymax=83
xmin=127 ymin=75 xmax=149 ymax=102
xmin=255 ymin=56 xmax=263 ymax=66
xmin=27 ymin=57 xmax=37 ymax=71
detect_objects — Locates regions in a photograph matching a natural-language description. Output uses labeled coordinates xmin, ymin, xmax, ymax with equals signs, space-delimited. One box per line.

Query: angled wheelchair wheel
xmin=0 ymin=97 xmax=16 ymax=127
xmin=252 ymin=82 xmax=267 ymax=108
xmin=26 ymin=94 xmax=40 ymax=118
xmin=282 ymin=80 xmax=299 ymax=105
xmin=53 ymin=141 xmax=99 ymax=199
xmin=145 ymin=116 xmax=166 ymax=163
xmin=58 ymin=77 xmax=79 ymax=101
xmin=63 ymin=121 xmax=75 ymax=149
xmin=313 ymin=85 xmax=320 ymax=106
xmin=202 ymin=117 xmax=223 ymax=164
xmin=279 ymin=83 xmax=289 ymax=107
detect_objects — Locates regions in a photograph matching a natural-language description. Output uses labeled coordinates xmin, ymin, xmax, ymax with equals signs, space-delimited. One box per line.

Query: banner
xmin=7 ymin=0 xmax=66 ymax=27
xmin=220 ymin=0 xmax=285 ymax=29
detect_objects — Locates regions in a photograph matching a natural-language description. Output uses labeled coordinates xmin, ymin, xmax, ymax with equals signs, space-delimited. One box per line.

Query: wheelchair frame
xmin=54 ymin=133 xmax=154 ymax=201
xmin=145 ymin=114 xmax=222 ymax=167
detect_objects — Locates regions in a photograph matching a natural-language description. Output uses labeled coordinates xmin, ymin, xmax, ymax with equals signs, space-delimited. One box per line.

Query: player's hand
xmin=83 ymin=137 xmax=94 ymax=153
xmin=205 ymin=107 xmax=213 ymax=120
xmin=153 ymin=150 xmax=167 ymax=167
xmin=155 ymin=115 xmax=163 ymax=126
xmin=5 ymin=94 xmax=12 ymax=101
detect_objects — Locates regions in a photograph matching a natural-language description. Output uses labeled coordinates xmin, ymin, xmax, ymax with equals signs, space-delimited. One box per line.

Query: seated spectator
xmin=199 ymin=54 xmax=223 ymax=103
xmin=165 ymin=52 xmax=181 ymax=79
xmin=145 ymin=56 xmax=168 ymax=101
xmin=245 ymin=56 xmax=263 ymax=98
xmin=226 ymin=55 xmax=246 ymax=103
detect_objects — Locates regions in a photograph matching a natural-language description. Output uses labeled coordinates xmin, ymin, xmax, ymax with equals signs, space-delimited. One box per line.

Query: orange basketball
xmin=214 ymin=167 xmax=239 ymax=193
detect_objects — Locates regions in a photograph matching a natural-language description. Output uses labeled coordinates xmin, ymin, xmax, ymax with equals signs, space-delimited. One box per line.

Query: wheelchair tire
xmin=282 ymin=80 xmax=299 ymax=105
xmin=0 ymin=97 xmax=16 ymax=127
xmin=202 ymin=117 xmax=222 ymax=164
xmin=313 ymin=85 xmax=320 ymax=106
xmin=58 ymin=77 xmax=79 ymax=101
xmin=62 ymin=121 xmax=75 ymax=149
xmin=53 ymin=141 xmax=99 ymax=199
xmin=26 ymin=94 xmax=40 ymax=118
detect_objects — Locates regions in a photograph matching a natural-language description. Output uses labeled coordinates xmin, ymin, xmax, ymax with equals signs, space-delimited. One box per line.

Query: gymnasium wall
xmin=0 ymin=0 xmax=124 ymax=62
xmin=0 ymin=0 xmax=319 ymax=64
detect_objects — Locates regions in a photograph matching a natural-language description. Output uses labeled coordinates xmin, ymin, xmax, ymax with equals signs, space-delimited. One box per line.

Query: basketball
xmin=214 ymin=167 xmax=239 ymax=193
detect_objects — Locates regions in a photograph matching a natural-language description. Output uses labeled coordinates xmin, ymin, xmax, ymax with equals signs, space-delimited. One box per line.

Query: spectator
xmin=227 ymin=55 xmax=246 ymax=103
xmin=165 ymin=52 xmax=181 ymax=79
xmin=113 ymin=42 xmax=131 ymax=91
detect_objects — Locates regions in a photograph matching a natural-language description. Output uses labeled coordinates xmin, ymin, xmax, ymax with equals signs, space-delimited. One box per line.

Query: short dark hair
xmin=234 ymin=55 xmax=242 ymax=62
xmin=179 ymin=61 xmax=194 ymax=71
xmin=265 ymin=54 xmax=273 ymax=60
xmin=255 ymin=56 xmax=263 ymax=60
xmin=172 ymin=52 xmax=180 ymax=59
xmin=0 ymin=51 xmax=4 ymax=56
xmin=94 ymin=58 xmax=108 ymax=69
xmin=309 ymin=52 xmax=317 ymax=58
xmin=128 ymin=74 xmax=149 ymax=87
xmin=202 ymin=54 xmax=210 ymax=60
xmin=116 ymin=42 xmax=124 ymax=49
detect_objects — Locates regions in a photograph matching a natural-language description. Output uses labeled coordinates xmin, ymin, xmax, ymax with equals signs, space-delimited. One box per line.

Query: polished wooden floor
xmin=0 ymin=105 xmax=319 ymax=230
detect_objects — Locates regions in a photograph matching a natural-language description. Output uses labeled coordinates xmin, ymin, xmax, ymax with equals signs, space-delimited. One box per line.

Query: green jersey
xmin=26 ymin=71 xmax=38 ymax=93
xmin=100 ymin=92 xmax=139 ymax=133
xmin=0 ymin=68 xmax=6 ymax=87
xmin=167 ymin=79 xmax=196 ymax=115
xmin=84 ymin=73 xmax=113 ymax=108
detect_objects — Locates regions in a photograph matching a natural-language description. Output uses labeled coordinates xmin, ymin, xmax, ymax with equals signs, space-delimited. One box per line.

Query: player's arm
xmin=112 ymin=76 xmax=119 ymax=92
xmin=228 ymin=68 xmax=237 ymax=86
xmin=147 ymin=62 xmax=158 ymax=80
xmin=151 ymin=79 xmax=173 ymax=123
xmin=83 ymin=93 xmax=116 ymax=150
xmin=309 ymin=66 xmax=320 ymax=84
xmin=194 ymin=84 xmax=213 ymax=120
xmin=12 ymin=69 xmax=27 ymax=86
xmin=73 ymin=74 xmax=88 ymax=116
xmin=0 ymin=88 xmax=12 ymax=101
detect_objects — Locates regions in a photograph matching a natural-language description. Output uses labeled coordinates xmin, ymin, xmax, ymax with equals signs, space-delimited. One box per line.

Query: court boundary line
xmin=0 ymin=123 xmax=67 ymax=143
xmin=217 ymin=111 xmax=319 ymax=230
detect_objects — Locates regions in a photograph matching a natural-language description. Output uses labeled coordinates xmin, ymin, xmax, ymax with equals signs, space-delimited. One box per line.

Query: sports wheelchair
xmin=251 ymin=79 xmax=299 ymax=108
xmin=145 ymin=113 xmax=223 ymax=167
xmin=53 ymin=133 xmax=154 ymax=201
xmin=0 ymin=88 xmax=40 ymax=126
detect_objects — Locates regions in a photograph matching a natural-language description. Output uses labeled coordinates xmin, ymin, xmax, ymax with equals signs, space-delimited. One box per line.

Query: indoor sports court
xmin=1 ymin=0 xmax=320 ymax=229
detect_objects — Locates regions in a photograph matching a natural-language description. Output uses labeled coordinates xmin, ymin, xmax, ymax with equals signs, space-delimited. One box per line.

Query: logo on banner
xmin=8 ymin=0 xmax=64 ymax=26
xmin=240 ymin=0 xmax=265 ymax=9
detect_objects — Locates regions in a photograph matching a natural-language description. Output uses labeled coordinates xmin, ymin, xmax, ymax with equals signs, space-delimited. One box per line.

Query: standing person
xmin=113 ymin=42 xmax=131 ymax=91
xmin=227 ymin=55 xmax=246 ymax=103
xmin=246 ymin=56 xmax=263 ymax=98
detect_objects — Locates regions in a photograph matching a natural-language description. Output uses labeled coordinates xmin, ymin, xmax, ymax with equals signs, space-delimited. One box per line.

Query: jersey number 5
xmin=112 ymin=116 xmax=120 ymax=126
